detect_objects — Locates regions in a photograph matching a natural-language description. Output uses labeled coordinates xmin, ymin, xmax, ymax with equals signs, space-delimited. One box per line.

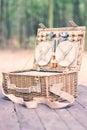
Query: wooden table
xmin=0 ymin=85 xmax=87 ymax=130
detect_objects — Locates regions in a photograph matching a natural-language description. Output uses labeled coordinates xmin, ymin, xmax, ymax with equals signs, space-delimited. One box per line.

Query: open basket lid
xmin=33 ymin=24 xmax=86 ymax=72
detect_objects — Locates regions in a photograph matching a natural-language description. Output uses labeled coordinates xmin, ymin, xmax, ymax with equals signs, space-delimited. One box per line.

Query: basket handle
xmin=32 ymin=83 xmax=75 ymax=109
xmin=39 ymin=20 xmax=78 ymax=29
xmin=39 ymin=23 xmax=47 ymax=29
xmin=24 ymin=88 xmax=75 ymax=109
xmin=68 ymin=20 xmax=78 ymax=27
xmin=2 ymin=82 xmax=75 ymax=109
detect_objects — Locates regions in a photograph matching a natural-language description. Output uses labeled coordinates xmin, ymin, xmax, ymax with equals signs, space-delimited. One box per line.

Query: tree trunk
xmin=53 ymin=1 xmax=60 ymax=27
xmin=17 ymin=0 xmax=23 ymax=46
xmin=24 ymin=0 xmax=35 ymax=48
xmin=5 ymin=0 xmax=11 ymax=47
xmin=84 ymin=0 xmax=87 ymax=26
xmin=25 ymin=11 xmax=31 ymax=38
xmin=73 ymin=0 xmax=82 ymax=25
xmin=48 ymin=0 xmax=53 ymax=27
xmin=0 ymin=0 xmax=4 ymax=47
xmin=84 ymin=0 xmax=87 ymax=49
xmin=61 ymin=2 xmax=66 ymax=27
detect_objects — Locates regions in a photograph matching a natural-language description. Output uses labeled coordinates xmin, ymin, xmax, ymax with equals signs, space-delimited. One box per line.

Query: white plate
xmin=35 ymin=41 xmax=53 ymax=66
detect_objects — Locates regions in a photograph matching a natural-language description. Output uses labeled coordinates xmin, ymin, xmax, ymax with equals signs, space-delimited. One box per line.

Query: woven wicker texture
xmin=2 ymin=71 xmax=78 ymax=101
xmin=2 ymin=26 xmax=86 ymax=107
xmin=34 ymin=26 xmax=85 ymax=72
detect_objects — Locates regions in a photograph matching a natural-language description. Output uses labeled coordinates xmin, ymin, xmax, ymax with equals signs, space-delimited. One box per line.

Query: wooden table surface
xmin=0 ymin=85 xmax=87 ymax=130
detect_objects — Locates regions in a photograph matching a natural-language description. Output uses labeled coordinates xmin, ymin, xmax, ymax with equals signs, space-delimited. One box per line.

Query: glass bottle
xmin=51 ymin=53 xmax=57 ymax=68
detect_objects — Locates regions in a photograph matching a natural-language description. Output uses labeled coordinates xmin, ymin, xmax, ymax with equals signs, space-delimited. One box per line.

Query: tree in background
xmin=73 ymin=0 xmax=83 ymax=25
xmin=53 ymin=0 xmax=61 ymax=27
xmin=0 ymin=0 xmax=86 ymax=49
xmin=24 ymin=0 xmax=31 ymax=39
xmin=0 ymin=0 xmax=4 ymax=47
xmin=17 ymin=0 xmax=24 ymax=46
xmin=84 ymin=0 xmax=87 ymax=26
xmin=48 ymin=0 xmax=53 ymax=27
xmin=84 ymin=0 xmax=87 ymax=49
xmin=5 ymin=0 xmax=11 ymax=46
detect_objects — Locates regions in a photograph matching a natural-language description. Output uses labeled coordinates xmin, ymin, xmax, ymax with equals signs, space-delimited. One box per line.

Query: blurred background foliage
xmin=0 ymin=0 xmax=87 ymax=49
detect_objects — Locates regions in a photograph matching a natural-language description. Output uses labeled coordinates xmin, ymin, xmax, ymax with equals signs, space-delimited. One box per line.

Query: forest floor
xmin=0 ymin=49 xmax=87 ymax=87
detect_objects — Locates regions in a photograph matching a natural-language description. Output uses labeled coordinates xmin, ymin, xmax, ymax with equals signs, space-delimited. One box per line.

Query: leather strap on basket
xmin=1 ymin=83 xmax=75 ymax=109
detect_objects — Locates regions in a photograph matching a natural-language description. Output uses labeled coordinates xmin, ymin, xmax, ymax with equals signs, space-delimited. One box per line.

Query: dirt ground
xmin=0 ymin=49 xmax=87 ymax=87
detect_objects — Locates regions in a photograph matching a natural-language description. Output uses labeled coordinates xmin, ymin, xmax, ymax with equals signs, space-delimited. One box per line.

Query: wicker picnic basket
xmin=2 ymin=23 xmax=86 ymax=108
